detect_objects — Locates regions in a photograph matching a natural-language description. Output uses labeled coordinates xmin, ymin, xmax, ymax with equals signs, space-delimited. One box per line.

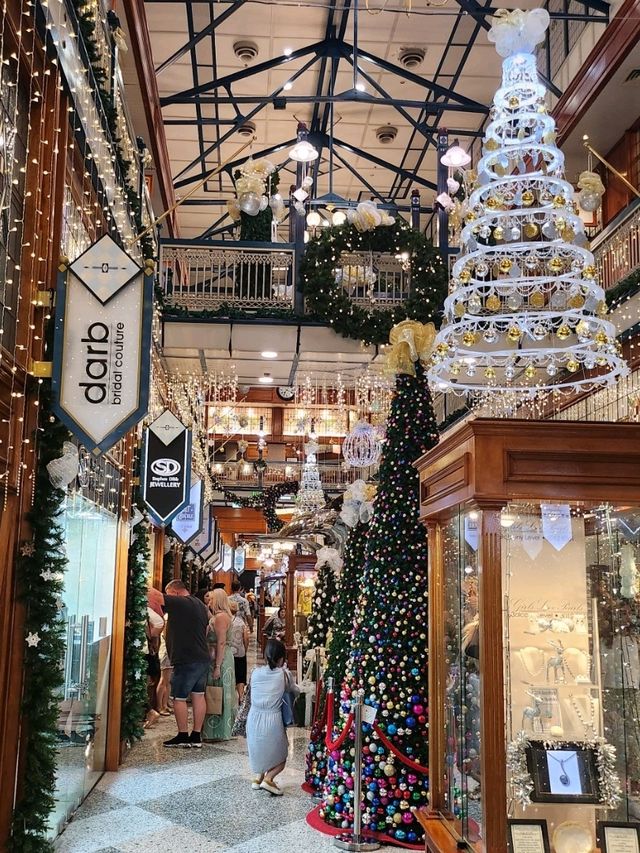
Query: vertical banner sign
xmin=142 ymin=410 xmax=192 ymax=526
xmin=52 ymin=234 xmax=153 ymax=453
xmin=200 ymin=516 xmax=217 ymax=563
xmin=171 ymin=479 xmax=204 ymax=545
xmin=190 ymin=505 xmax=212 ymax=555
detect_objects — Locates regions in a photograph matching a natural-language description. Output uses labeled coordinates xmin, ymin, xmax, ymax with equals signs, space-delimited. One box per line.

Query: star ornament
xmin=25 ymin=632 xmax=40 ymax=647
xmin=20 ymin=541 xmax=35 ymax=557
xmin=40 ymin=568 xmax=56 ymax=581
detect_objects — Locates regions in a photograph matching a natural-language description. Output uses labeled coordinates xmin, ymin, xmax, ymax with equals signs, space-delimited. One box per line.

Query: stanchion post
xmin=334 ymin=690 xmax=380 ymax=852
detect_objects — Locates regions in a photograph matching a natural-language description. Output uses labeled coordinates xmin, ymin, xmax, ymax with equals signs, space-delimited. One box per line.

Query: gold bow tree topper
xmin=386 ymin=320 xmax=436 ymax=376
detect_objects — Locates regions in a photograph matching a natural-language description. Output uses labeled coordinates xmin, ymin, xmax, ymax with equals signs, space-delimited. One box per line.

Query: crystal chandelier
xmin=429 ymin=9 xmax=628 ymax=397
xmin=295 ymin=438 xmax=325 ymax=516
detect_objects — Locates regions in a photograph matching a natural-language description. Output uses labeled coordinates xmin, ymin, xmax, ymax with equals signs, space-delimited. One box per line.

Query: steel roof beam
xmin=155 ymin=0 xmax=247 ymax=75
xmin=330 ymin=135 xmax=437 ymax=190
xmin=161 ymin=41 xmax=324 ymax=102
xmin=174 ymin=139 xmax=296 ymax=190
xmin=161 ymin=92 xmax=487 ymax=112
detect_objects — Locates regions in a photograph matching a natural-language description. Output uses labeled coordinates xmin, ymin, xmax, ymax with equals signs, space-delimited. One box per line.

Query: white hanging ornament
xmin=342 ymin=420 xmax=382 ymax=469
xmin=46 ymin=441 xmax=80 ymax=489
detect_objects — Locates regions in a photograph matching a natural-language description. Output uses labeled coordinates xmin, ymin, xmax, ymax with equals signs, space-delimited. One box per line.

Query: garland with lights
xmin=120 ymin=516 xmax=151 ymax=745
xmin=606 ymin=266 xmax=640 ymax=313
xmin=211 ymin=477 xmax=299 ymax=532
xmin=319 ymin=363 xmax=438 ymax=846
xmin=11 ymin=382 xmax=69 ymax=851
xmin=301 ymin=221 xmax=447 ymax=345
xmin=71 ymin=0 xmax=155 ymax=261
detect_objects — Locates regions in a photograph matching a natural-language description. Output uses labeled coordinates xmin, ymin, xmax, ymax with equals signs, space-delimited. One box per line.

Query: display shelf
xmin=416 ymin=419 xmax=640 ymax=853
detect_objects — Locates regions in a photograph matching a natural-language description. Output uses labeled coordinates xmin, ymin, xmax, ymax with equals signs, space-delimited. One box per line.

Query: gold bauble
xmin=555 ymin=217 xmax=566 ymax=231
xmin=582 ymin=265 xmax=596 ymax=279
xmin=595 ymin=330 xmax=608 ymax=345
xmin=507 ymin=325 xmax=522 ymax=342
xmin=529 ymin=290 xmax=545 ymax=309
xmin=459 ymin=269 xmax=471 ymax=283
xmin=484 ymin=138 xmax=500 ymax=152
xmin=465 ymin=211 xmax=476 ymax=222
xmin=485 ymin=197 xmax=498 ymax=209
xmin=462 ymin=331 xmax=476 ymax=347
xmin=499 ymin=257 xmax=513 ymax=273
xmin=543 ymin=131 xmax=557 ymax=145
xmin=450 ymin=363 xmax=461 ymax=376
xmin=454 ymin=301 xmax=465 ymax=317
xmin=568 ymin=294 xmax=585 ymax=309
xmin=561 ymin=227 xmax=575 ymax=241
xmin=435 ymin=342 xmax=450 ymax=355
xmin=556 ymin=324 xmax=571 ymax=340
xmin=509 ymin=95 xmax=520 ymax=107
xmin=493 ymin=226 xmax=504 ymax=241
xmin=485 ymin=294 xmax=501 ymax=311
xmin=566 ymin=359 xmax=579 ymax=372
xmin=522 ymin=190 xmax=535 ymax=207
xmin=523 ymin=222 xmax=539 ymax=239
xmin=552 ymin=195 xmax=566 ymax=207
xmin=596 ymin=300 xmax=607 ymax=316
xmin=548 ymin=256 xmax=564 ymax=273
xmin=484 ymin=367 xmax=496 ymax=379
xmin=524 ymin=364 xmax=536 ymax=379
xmin=575 ymin=320 xmax=591 ymax=338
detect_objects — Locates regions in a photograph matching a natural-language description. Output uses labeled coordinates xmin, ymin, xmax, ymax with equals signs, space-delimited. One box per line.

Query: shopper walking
xmin=202 ymin=588 xmax=237 ymax=741
xmin=247 ymin=639 xmax=299 ymax=796
xmin=229 ymin=600 xmax=250 ymax=703
xmin=229 ymin=578 xmax=253 ymax=631
xmin=263 ymin=606 xmax=286 ymax=641
xmin=147 ymin=581 xmax=210 ymax=749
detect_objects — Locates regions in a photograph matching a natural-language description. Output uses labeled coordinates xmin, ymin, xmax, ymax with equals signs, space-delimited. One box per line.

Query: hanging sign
xmin=541 ymin=504 xmax=573 ymax=551
xmin=190 ymin=505 xmax=212 ymax=555
xmin=171 ymin=478 xmax=204 ymax=545
xmin=234 ymin=547 xmax=246 ymax=575
xmin=142 ymin=410 xmax=192 ymax=526
xmin=52 ymin=234 xmax=153 ymax=453
xmin=199 ymin=516 xmax=217 ymax=562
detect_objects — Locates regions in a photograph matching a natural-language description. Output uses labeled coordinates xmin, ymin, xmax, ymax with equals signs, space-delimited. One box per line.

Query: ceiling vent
xmin=398 ymin=46 xmax=426 ymax=69
xmin=233 ymin=40 xmax=259 ymax=64
xmin=237 ymin=120 xmax=256 ymax=138
xmin=624 ymin=68 xmax=640 ymax=83
xmin=376 ymin=125 xmax=398 ymax=144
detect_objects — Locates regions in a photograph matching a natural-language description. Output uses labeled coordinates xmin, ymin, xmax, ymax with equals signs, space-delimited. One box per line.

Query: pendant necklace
xmin=548 ymin=751 xmax=577 ymax=786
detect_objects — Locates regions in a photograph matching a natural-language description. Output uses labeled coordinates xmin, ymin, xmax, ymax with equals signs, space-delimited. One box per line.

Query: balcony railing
xmin=336 ymin=252 xmax=409 ymax=307
xmin=212 ymin=461 xmax=363 ymax=490
xmin=161 ymin=240 xmax=296 ymax=311
xmin=591 ymin=199 xmax=640 ymax=292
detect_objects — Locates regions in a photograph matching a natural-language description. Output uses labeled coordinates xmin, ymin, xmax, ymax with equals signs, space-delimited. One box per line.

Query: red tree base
xmin=305 ymin=804 xmax=424 ymax=850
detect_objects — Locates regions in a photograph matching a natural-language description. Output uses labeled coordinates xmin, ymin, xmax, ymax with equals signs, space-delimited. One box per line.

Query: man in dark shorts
xmin=148 ymin=579 xmax=210 ymax=748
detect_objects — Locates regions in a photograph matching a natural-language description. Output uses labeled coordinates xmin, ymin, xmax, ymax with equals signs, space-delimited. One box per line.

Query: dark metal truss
xmin=151 ymin=0 xmax=610 ymax=238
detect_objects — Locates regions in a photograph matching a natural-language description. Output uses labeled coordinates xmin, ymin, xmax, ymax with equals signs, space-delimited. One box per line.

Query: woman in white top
xmin=229 ymin=600 xmax=250 ymax=702
xmin=247 ymin=638 xmax=299 ymax=796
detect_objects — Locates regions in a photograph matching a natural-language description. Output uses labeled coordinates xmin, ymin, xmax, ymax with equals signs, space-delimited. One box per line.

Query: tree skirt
xmin=305 ymin=804 xmax=423 ymax=851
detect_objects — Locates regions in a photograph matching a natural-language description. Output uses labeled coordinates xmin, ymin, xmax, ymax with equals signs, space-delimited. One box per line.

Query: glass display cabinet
xmin=415 ymin=419 xmax=640 ymax=853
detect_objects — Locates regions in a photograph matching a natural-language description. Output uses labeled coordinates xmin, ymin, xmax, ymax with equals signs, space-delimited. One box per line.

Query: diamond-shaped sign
xmin=70 ymin=234 xmax=141 ymax=305
xmin=150 ymin=410 xmax=186 ymax=446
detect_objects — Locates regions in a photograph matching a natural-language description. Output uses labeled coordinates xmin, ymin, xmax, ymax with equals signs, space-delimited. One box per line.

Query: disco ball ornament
xmin=342 ymin=420 xmax=382 ymax=469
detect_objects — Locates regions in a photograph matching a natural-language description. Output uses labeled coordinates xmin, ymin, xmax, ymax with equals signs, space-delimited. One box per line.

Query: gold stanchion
xmin=127 ymin=135 xmax=256 ymax=248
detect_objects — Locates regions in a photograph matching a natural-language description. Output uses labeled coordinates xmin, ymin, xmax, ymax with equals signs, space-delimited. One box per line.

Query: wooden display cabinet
xmin=415 ymin=419 xmax=640 ymax=853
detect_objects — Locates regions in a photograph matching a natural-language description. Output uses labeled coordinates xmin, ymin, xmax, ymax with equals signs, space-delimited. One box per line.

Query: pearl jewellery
xmin=518 ymin=646 xmax=546 ymax=678
xmin=569 ymin=693 xmax=598 ymax=738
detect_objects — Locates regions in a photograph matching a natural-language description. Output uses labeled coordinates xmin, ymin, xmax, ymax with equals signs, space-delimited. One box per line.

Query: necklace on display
xmin=518 ymin=646 xmax=546 ymax=678
xmin=570 ymin=693 xmax=597 ymax=737
xmin=548 ymin=751 xmax=577 ymax=787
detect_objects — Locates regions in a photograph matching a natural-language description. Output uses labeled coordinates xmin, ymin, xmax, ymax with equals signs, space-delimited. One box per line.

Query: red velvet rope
xmin=324 ymin=689 xmax=355 ymax=751
xmin=372 ymin=723 xmax=429 ymax=775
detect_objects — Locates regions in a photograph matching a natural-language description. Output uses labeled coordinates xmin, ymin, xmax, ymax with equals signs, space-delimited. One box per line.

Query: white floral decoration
xmin=488 ymin=8 xmax=550 ymax=58
xmin=315 ymin=546 xmax=344 ymax=574
xmin=347 ymin=201 xmax=395 ymax=233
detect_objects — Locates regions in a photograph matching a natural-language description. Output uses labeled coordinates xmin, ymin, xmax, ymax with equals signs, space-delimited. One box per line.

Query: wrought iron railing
xmin=161 ymin=240 xmax=296 ymax=310
xmin=211 ymin=460 xmax=363 ymax=490
xmin=335 ymin=252 xmax=409 ymax=307
xmin=591 ymin=199 xmax=640 ymax=292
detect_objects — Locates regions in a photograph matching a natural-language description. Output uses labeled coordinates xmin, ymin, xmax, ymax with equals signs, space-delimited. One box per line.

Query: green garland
xmin=301 ymin=220 xmax=448 ymax=345
xmin=72 ymin=2 xmax=155 ymax=261
xmin=120 ymin=518 xmax=151 ymax=744
xmin=211 ymin=477 xmax=299 ymax=532
xmin=163 ymin=303 xmax=300 ymax=323
xmin=606 ymin=266 xmax=640 ymax=312
xmin=11 ymin=383 xmax=69 ymax=852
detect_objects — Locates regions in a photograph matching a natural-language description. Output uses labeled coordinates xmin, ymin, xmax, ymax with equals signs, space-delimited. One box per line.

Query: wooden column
xmin=426 ymin=520 xmax=446 ymax=814
xmin=285 ymin=555 xmax=297 ymax=670
xmin=152 ymin=526 xmax=165 ymax=589
xmin=478 ymin=508 xmax=507 ymax=853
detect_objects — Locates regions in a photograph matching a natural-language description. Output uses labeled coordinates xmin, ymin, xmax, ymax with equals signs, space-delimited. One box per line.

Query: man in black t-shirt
xmin=148 ymin=579 xmax=210 ymax=748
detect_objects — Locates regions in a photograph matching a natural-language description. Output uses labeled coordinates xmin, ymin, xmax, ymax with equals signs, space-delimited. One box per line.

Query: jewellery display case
xmin=415 ymin=419 xmax=640 ymax=853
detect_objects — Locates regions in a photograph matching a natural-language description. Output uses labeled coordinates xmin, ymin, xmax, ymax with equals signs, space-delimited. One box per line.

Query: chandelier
xmin=295 ymin=439 xmax=325 ymax=516
xmin=429 ymin=9 xmax=628 ymax=398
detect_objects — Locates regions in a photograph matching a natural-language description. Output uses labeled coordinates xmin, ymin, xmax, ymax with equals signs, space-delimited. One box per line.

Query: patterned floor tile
xmin=55 ymin=805 xmax=174 ymax=852
xmin=115 ymin=825 xmax=228 ymax=852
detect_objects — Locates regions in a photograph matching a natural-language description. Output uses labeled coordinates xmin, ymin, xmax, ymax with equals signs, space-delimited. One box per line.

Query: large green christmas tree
xmin=319 ymin=321 xmax=438 ymax=847
xmin=306 ymin=519 xmax=370 ymax=791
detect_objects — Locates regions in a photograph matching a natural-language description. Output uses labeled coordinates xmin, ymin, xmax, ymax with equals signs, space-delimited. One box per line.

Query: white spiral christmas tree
xmin=296 ymin=439 xmax=326 ymax=515
xmin=429 ymin=9 xmax=628 ymax=396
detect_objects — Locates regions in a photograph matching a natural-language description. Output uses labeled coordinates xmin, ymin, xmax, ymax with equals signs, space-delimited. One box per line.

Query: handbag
xmin=281 ymin=669 xmax=295 ymax=727
xmin=206 ymin=684 xmax=223 ymax=716
xmin=232 ymin=682 xmax=251 ymax=737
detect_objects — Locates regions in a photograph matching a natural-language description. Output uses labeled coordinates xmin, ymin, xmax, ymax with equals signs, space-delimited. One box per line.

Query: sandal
xmin=251 ymin=774 xmax=265 ymax=790
xmin=260 ymin=779 xmax=283 ymax=796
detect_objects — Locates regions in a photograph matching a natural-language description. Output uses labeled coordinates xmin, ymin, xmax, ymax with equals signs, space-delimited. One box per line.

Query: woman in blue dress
xmin=247 ymin=639 xmax=299 ymax=795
